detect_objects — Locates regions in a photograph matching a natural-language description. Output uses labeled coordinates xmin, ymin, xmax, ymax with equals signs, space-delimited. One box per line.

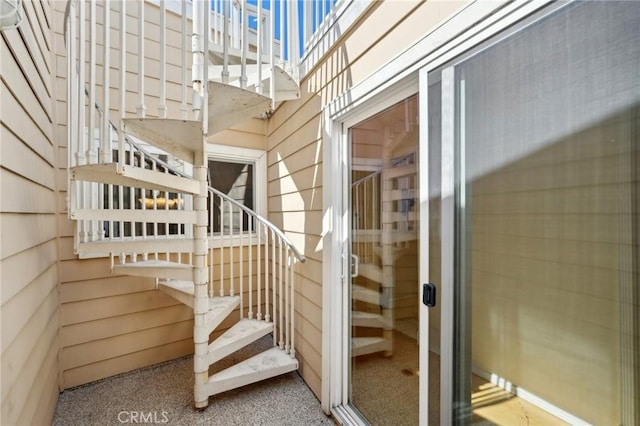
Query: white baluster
xmin=285 ymin=250 xmax=290 ymax=354
xmin=219 ymin=195 xmax=224 ymax=296
xmin=257 ymin=221 xmax=262 ymax=320
xmin=290 ymin=254 xmax=296 ymax=358
xmin=248 ymin=212 xmax=253 ymax=319
xmin=264 ymin=223 xmax=269 ymax=321
xmin=239 ymin=209 xmax=244 ymax=319
xmin=229 ymin=201 xmax=234 ymax=296
xmin=269 ymin=229 xmax=276 ymax=325
xmin=279 ymin=0 xmax=284 ymax=62
xmin=222 ymin=0 xmax=229 ymax=84
xmin=240 ymin=0 xmax=247 ymax=89
xmin=278 ymin=237 xmax=284 ymax=349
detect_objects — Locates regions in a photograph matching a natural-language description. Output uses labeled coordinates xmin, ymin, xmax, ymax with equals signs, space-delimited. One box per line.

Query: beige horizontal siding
xmin=1 ymin=3 xmax=60 ymax=426
xmin=266 ymin=0 xmax=466 ymax=399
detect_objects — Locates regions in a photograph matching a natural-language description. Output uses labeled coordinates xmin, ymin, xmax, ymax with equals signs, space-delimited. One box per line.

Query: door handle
xmin=350 ymin=254 xmax=359 ymax=278
xmin=423 ymin=282 xmax=436 ymax=307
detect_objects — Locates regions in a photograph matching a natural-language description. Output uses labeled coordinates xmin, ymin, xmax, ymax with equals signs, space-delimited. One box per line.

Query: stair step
xmin=206 ymin=347 xmax=298 ymax=397
xmin=208 ymin=64 xmax=299 ymax=102
xmin=208 ymin=319 xmax=273 ymax=365
xmin=70 ymin=208 xmax=197 ymax=224
xmin=352 ymin=230 xmax=416 ymax=244
xmin=358 ymin=263 xmax=383 ymax=283
xmin=384 ymin=163 xmax=416 ymax=179
xmin=351 ymin=337 xmax=392 ymax=357
xmin=158 ymin=280 xmax=240 ymax=332
xmin=76 ymin=237 xmax=193 ymax=255
xmin=158 ymin=279 xmax=195 ymax=308
xmin=207 ymin=81 xmax=271 ymax=135
xmin=352 ymin=284 xmax=380 ymax=305
xmin=71 ymin=163 xmax=200 ymax=195
xmin=351 ymin=311 xmax=389 ymax=329
xmin=113 ymin=260 xmax=192 ymax=281
xmin=122 ymin=118 xmax=202 ymax=164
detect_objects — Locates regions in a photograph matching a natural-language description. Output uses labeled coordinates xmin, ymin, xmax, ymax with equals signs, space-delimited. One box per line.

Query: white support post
xmin=77 ymin=0 xmax=86 ymax=244
xmin=193 ymin=0 xmax=210 ymax=410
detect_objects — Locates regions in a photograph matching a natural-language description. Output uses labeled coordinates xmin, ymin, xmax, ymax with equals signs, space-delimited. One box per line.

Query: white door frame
xmin=322 ymin=75 xmax=420 ymax=424
xmin=321 ymin=1 xmax=563 ymax=423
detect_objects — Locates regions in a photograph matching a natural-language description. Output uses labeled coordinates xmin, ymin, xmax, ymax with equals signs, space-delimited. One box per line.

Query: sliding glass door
xmin=435 ymin=2 xmax=639 ymax=425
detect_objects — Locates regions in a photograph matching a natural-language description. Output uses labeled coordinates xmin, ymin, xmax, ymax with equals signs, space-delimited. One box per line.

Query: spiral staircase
xmin=64 ymin=0 xmax=304 ymax=409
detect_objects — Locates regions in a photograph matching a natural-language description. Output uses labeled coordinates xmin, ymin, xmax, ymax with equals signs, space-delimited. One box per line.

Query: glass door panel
xmin=349 ymin=95 xmax=422 ymax=425
xmin=448 ymin=2 xmax=640 ymax=425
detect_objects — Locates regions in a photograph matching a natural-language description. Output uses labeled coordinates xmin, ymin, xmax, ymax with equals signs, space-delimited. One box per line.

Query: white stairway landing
xmin=208 ymin=319 xmax=273 ymax=365
xmin=205 ymin=347 xmax=298 ymax=397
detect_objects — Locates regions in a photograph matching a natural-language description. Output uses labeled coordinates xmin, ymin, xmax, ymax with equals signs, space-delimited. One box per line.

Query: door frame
xmin=321 ymin=2 xmax=564 ymax=423
xmin=323 ymin=75 xmax=421 ymax=425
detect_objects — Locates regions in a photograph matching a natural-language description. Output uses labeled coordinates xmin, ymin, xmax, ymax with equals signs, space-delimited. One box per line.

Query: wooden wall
xmin=266 ymin=0 xmax=466 ymax=399
xmin=1 ymin=0 xmax=61 ymax=424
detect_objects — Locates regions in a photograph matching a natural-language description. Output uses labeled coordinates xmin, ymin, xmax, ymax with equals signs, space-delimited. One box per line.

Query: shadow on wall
xmin=266 ymin=13 xmax=356 ymax=397
xmin=465 ymin=103 xmax=639 ymax=425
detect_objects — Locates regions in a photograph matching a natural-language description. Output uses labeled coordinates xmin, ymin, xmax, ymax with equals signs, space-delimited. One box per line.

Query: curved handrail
xmin=208 ymin=186 xmax=305 ymax=263
xmin=63 ymin=0 xmax=304 ymax=265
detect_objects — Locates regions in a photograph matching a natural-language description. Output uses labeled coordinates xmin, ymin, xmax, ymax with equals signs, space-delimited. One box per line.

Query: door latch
xmin=423 ymin=282 xmax=436 ymax=307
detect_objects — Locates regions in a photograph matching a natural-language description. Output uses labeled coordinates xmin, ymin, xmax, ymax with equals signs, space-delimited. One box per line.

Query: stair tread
xmin=116 ymin=259 xmax=192 ymax=269
xmin=208 ymin=319 xmax=274 ymax=364
xmin=122 ymin=118 xmax=202 ymax=164
xmin=358 ymin=263 xmax=383 ymax=283
xmin=207 ymin=81 xmax=271 ymax=135
xmin=352 ymin=283 xmax=380 ymax=305
xmin=352 ymin=311 xmax=389 ymax=329
xmin=71 ymin=163 xmax=199 ymax=195
xmin=351 ymin=336 xmax=392 ymax=357
xmin=211 ymin=319 xmax=273 ymax=350
xmin=159 ymin=280 xmax=240 ymax=313
xmin=115 ymin=260 xmax=192 ymax=280
xmin=209 ymin=347 xmax=297 ymax=384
